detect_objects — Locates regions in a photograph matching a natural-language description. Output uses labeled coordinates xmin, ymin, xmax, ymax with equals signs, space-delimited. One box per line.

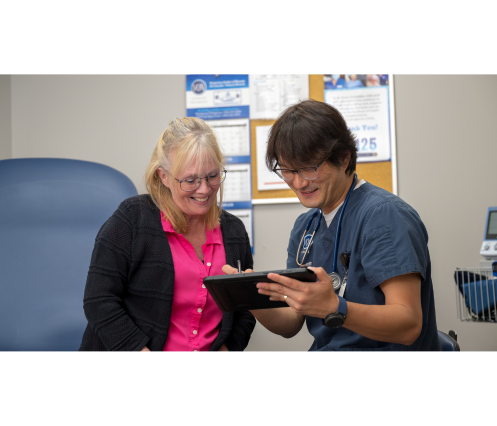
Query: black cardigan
xmin=79 ymin=194 xmax=255 ymax=351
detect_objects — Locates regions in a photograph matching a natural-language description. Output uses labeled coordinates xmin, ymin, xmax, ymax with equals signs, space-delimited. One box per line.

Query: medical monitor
xmin=480 ymin=207 xmax=497 ymax=260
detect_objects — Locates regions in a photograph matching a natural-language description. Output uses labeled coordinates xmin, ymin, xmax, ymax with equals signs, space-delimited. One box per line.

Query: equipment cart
xmin=457 ymin=207 xmax=497 ymax=322
xmin=455 ymin=266 xmax=497 ymax=322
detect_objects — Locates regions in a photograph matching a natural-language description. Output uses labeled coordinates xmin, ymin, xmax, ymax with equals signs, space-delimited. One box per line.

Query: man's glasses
xmin=273 ymin=158 xmax=327 ymax=181
xmin=174 ymin=169 xmax=227 ymax=192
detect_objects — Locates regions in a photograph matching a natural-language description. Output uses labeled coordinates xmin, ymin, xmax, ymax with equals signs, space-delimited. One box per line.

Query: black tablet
xmin=203 ymin=268 xmax=316 ymax=312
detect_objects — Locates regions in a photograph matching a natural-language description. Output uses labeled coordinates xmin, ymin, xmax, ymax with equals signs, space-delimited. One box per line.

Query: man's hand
xmin=256 ymin=266 xmax=339 ymax=319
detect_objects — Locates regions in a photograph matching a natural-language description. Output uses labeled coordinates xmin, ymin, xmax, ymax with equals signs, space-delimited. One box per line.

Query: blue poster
xmin=186 ymin=75 xmax=254 ymax=251
xmin=186 ymin=75 xmax=250 ymax=120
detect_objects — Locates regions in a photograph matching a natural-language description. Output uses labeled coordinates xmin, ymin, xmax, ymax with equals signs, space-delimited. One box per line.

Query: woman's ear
xmin=156 ymin=168 xmax=169 ymax=188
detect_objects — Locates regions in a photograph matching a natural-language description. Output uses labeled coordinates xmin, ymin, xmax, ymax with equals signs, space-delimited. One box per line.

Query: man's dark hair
xmin=265 ymin=99 xmax=358 ymax=176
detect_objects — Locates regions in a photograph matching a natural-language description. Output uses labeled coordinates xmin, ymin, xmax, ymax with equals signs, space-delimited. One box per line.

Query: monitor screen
xmin=486 ymin=211 xmax=497 ymax=240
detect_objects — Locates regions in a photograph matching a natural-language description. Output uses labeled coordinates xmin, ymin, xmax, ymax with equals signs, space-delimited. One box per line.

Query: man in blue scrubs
xmin=224 ymin=99 xmax=439 ymax=350
xmin=324 ymin=74 xmax=346 ymax=90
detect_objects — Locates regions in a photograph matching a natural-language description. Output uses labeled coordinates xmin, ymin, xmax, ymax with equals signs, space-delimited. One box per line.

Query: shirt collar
xmin=205 ymin=225 xmax=223 ymax=245
xmin=161 ymin=213 xmax=176 ymax=234
xmin=161 ymin=212 xmax=222 ymax=244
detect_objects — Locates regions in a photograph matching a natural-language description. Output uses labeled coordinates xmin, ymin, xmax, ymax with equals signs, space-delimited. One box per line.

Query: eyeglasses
xmin=174 ymin=169 xmax=227 ymax=192
xmin=273 ymin=158 xmax=327 ymax=181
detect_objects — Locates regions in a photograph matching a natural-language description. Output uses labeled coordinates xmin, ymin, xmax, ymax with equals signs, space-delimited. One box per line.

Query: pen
xmin=237 ymin=260 xmax=241 ymax=274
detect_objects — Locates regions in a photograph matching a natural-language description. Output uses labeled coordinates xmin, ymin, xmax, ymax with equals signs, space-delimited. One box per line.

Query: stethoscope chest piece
xmin=328 ymin=271 xmax=342 ymax=290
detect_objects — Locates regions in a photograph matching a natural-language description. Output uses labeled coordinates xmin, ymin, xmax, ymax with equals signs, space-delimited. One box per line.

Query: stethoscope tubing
xmin=296 ymin=209 xmax=322 ymax=267
xmin=331 ymin=173 xmax=357 ymax=273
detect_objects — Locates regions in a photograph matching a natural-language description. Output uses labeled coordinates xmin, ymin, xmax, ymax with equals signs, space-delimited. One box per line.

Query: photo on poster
xmin=324 ymin=74 xmax=391 ymax=162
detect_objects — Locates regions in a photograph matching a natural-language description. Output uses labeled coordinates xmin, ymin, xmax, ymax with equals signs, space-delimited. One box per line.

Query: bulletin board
xmin=251 ymin=74 xmax=396 ymax=203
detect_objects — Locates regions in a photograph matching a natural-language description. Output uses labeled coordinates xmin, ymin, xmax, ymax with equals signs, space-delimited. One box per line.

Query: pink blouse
xmin=161 ymin=214 xmax=225 ymax=351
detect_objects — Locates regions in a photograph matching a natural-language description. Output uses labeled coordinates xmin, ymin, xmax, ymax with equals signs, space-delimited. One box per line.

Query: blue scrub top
xmin=287 ymin=182 xmax=440 ymax=351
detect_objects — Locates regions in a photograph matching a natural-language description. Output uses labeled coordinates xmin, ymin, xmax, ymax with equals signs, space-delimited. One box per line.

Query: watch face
xmin=325 ymin=314 xmax=345 ymax=329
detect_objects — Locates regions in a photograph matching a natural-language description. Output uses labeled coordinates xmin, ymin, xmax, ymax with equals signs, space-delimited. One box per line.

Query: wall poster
xmin=324 ymin=74 xmax=392 ymax=162
xmin=186 ymin=75 xmax=254 ymax=251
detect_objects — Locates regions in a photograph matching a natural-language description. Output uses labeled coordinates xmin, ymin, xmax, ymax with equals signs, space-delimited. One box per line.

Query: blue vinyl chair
xmin=0 ymin=158 xmax=137 ymax=351
xmin=438 ymin=330 xmax=460 ymax=351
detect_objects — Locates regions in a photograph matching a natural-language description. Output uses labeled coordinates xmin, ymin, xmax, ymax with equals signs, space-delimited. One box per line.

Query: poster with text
xmin=255 ymin=125 xmax=288 ymax=191
xmin=186 ymin=75 xmax=249 ymax=120
xmin=250 ymin=75 xmax=309 ymax=120
xmin=208 ymin=118 xmax=251 ymax=164
xmin=324 ymin=74 xmax=391 ymax=162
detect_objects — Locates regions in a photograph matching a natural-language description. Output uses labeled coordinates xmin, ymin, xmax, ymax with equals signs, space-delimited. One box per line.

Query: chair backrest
xmin=438 ymin=330 xmax=460 ymax=351
xmin=0 ymin=158 xmax=137 ymax=351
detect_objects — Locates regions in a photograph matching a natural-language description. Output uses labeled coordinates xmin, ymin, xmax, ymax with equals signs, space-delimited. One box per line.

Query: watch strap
xmin=336 ymin=295 xmax=347 ymax=317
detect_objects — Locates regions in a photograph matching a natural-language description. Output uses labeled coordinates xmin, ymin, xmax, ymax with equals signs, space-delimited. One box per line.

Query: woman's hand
xmin=140 ymin=346 xmax=150 ymax=351
xmin=221 ymin=265 xmax=254 ymax=275
xmin=221 ymin=264 xmax=305 ymax=337
xmin=218 ymin=344 xmax=229 ymax=351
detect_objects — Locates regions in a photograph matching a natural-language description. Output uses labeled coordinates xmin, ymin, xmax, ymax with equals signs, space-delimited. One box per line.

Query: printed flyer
xmin=186 ymin=75 xmax=253 ymax=251
xmin=186 ymin=74 xmax=250 ymax=120
xmin=250 ymin=74 xmax=309 ymax=120
xmin=324 ymin=74 xmax=391 ymax=162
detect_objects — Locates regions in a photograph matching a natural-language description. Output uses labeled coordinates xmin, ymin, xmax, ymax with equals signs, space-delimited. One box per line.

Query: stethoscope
xmin=296 ymin=173 xmax=358 ymax=291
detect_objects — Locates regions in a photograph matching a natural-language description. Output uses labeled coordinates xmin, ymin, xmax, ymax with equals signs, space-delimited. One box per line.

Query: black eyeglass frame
xmin=174 ymin=168 xmax=227 ymax=192
xmin=273 ymin=157 xmax=328 ymax=181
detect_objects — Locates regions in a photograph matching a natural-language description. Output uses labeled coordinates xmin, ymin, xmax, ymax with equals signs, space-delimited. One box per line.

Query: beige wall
xmin=0 ymin=75 xmax=11 ymax=160
xmin=394 ymin=75 xmax=497 ymax=350
xmin=249 ymin=202 xmax=313 ymax=350
xmin=4 ymin=75 xmax=497 ymax=350
xmin=11 ymin=75 xmax=185 ymax=194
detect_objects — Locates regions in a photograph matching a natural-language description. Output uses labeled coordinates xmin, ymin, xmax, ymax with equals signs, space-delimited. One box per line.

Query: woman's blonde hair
xmin=145 ymin=117 xmax=225 ymax=234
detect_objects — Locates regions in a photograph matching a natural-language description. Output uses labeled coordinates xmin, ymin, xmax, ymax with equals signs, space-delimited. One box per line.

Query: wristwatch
xmin=323 ymin=296 xmax=347 ymax=329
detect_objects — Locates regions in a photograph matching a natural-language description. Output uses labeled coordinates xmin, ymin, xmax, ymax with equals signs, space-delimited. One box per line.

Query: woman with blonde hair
xmin=80 ymin=117 xmax=255 ymax=351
